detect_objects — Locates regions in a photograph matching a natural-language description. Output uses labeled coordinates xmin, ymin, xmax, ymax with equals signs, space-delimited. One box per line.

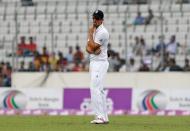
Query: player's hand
xmin=86 ymin=43 xmax=94 ymax=54
xmin=94 ymin=47 xmax=101 ymax=55
xmin=88 ymin=25 xmax=96 ymax=36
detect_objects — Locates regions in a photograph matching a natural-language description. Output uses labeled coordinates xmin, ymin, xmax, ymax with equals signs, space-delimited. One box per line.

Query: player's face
xmin=93 ymin=17 xmax=103 ymax=28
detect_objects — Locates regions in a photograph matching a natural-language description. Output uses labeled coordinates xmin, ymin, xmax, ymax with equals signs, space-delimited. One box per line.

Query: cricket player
xmin=86 ymin=10 xmax=109 ymax=124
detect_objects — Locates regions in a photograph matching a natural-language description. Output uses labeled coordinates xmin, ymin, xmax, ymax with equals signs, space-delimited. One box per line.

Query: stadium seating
xmin=0 ymin=0 xmax=190 ymax=70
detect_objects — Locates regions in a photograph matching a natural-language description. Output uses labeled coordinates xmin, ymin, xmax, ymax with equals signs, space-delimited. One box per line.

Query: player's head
xmin=92 ymin=10 xmax=104 ymax=28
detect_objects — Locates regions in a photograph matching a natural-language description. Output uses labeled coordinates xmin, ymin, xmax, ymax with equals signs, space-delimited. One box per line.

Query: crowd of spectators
xmin=125 ymin=34 xmax=190 ymax=72
xmin=17 ymin=42 xmax=88 ymax=72
xmin=17 ymin=36 xmax=37 ymax=57
xmin=0 ymin=33 xmax=190 ymax=87
xmin=4 ymin=34 xmax=190 ymax=73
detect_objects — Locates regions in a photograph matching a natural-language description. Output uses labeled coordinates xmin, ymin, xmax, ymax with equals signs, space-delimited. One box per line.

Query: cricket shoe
xmin=90 ymin=117 xmax=109 ymax=124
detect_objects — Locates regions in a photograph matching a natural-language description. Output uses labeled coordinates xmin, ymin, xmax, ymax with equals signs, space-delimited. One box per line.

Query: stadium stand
xmin=0 ymin=0 xmax=190 ymax=75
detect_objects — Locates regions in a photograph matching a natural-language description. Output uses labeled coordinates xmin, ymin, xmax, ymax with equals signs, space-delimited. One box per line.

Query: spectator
xmin=57 ymin=52 xmax=68 ymax=72
xmin=152 ymin=35 xmax=166 ymax=55
xmin=49 ymin=52 xmax=58 ymax=71
xmin=127 ymin=58 xmax=138 ymax=72
xmin=145 ymin=9 xmax=154 ymax=25
xmin=40 ymin=46 xmax=49 ymax=67
xmin=132 ymin=36 xmax=140 ymax=54
xmin=27 ymin=36 xmax=37 ymax=56
xmin=108 ymin=52 xmax=124 ymax=72
xmin=107 ymin=43 xmax=115 ymax=57
xmin=33 ymin=51 xmax=41 ymax=71
xmin=17 ymin=36 xmax=27 ymax=56
xmin=114 ymin=53 xmax=125 ymax=72
xmin=134 ymin=37 xmax=146 ymax=56
xmin=140 ymin=37 xmax=147 ymax=55
xmin=169 ymin=58 xmax=183 ymax=71
xmin=74 ymin=45 xmax=84 ymax=63
xmin=40 ymin=47 xmax=50 ymax=72
xmin=166 ymin=35 xmax=180 ymax=55
xmin=183 ymin=58 xmax=190 ymax=71
xmin=0 ymin=62 xmax=12 ymax=87
xmin=3 ymin=74 xmax=11 ymax=87
xmin=108 ymin=53 xmax=118 ymax=72
xmin=65 ymin=46 xmax=74 ymax=63
xmin=133 ymin=12 xmax=145 ymax=25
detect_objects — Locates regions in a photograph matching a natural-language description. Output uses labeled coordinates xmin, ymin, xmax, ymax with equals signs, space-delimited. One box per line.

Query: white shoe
xmin=90 ymin=117 xmax=109 ymax=124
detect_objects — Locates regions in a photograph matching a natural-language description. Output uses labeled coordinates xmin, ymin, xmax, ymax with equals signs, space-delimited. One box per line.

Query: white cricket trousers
xmin=89 ymin=60 xmax=109 ymax=121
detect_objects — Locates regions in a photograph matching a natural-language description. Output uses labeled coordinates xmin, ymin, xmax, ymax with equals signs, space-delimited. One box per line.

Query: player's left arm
xmin=86 ymin=41 xmax=101 ymax=55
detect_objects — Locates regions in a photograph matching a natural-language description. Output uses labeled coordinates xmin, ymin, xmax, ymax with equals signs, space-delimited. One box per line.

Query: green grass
xmin=0 ymin=115 xmax=190 ymax=131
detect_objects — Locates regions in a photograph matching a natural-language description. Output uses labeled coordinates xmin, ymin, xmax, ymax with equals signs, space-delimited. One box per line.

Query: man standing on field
xmin=86 ymin=10 xmax=109 ymax=124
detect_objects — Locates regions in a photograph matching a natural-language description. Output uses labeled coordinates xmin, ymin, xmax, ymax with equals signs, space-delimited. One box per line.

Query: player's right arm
xmin=86 ymin=26 xmax=101 ymax=55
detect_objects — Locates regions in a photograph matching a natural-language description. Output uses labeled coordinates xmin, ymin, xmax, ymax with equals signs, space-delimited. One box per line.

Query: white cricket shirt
xmin=90 ymin=24 xmax=109 ymax=61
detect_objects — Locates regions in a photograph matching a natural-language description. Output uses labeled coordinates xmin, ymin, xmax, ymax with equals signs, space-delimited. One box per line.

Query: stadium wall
xmin=12 ymin=72 xmax=190 ymax=89
xmin=1 ymin=72 xmax=190 ymax=112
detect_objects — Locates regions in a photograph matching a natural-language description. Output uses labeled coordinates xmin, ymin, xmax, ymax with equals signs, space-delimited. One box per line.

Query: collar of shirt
xmin=95 ymin=23 xmax=103 ymax=33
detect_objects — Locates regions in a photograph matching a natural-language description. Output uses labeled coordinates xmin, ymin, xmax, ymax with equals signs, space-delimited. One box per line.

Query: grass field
xmin=0 ymin=115 xmax=189 ymax=131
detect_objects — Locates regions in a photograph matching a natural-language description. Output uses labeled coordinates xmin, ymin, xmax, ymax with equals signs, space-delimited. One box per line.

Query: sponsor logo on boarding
xmin=0 ymin=90 xmax=27 ymax=109
xmin=137 ymin=90 xmax=168 ymax=111
xmin=80 ymin=89 xmax=113 ymax=112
